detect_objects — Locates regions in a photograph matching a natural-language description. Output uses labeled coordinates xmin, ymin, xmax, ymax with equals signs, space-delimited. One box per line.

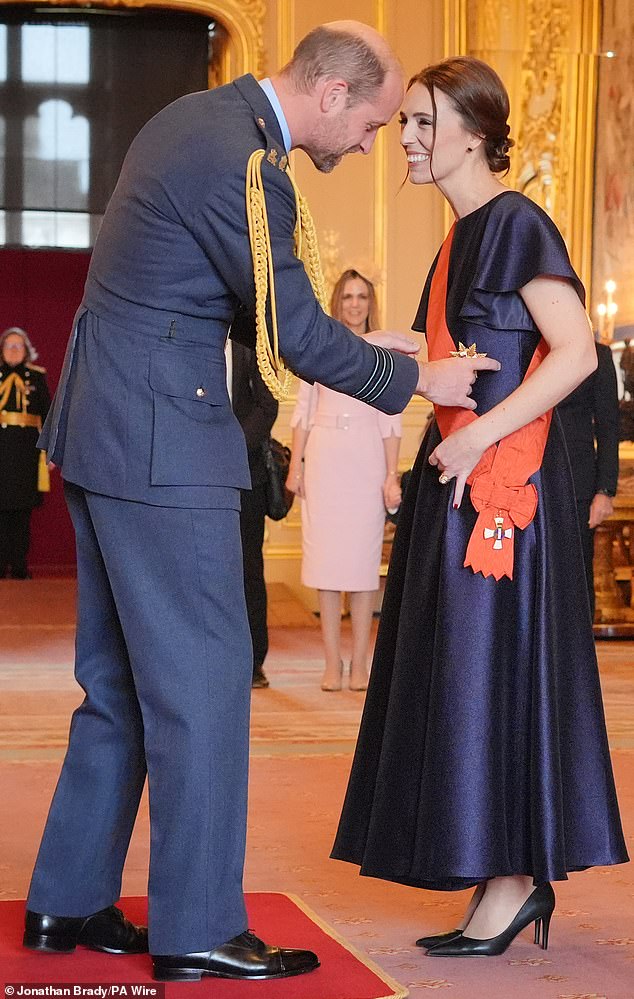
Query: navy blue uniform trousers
xmin=27 ymin=482 xmax=252 ymax=955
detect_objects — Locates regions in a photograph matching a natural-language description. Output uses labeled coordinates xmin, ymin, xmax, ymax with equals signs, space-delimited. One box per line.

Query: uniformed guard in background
xmin=0 ymin=327 xmax=51 ymax=579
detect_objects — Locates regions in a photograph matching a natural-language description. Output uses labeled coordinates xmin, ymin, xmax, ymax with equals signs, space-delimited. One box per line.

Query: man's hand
xmin=365 ymin=330 xmax=421 ymax=354
xmin=416 ymin=356 xmax=501 ymax=410
xmin=589 ymin=493 xmax=614 ymax=529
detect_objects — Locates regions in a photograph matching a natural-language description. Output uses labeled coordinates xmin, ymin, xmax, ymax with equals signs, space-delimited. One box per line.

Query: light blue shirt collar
xmin=258 ymin=78 xmax=292 ymax=154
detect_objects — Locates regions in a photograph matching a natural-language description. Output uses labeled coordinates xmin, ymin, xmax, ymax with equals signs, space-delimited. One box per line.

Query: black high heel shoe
xmin=416 ymin=929 xmax=463 ymax=949
xmin=427 ymin=883 xmax=555 ymax=957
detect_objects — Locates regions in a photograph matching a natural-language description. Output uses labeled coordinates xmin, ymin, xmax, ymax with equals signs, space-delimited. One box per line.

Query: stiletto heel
xmin=428 ymin=883 xmax=555 ymax=958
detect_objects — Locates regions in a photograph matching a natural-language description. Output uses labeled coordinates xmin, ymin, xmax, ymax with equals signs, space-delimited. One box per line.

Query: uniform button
xmin=257 ymin=117 xmax=266 ymax=128
xmin=196 ymin=386 xmax=206 ymax=398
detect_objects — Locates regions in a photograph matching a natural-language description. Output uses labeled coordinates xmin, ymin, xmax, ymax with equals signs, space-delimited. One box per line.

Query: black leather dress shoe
xmin=152 ymin=930 xmax=319 ymax=982
xmin=251 ymin=666 xmax=270 ymax=689
xmin=24 ymin=906 xmax=148 ymax=954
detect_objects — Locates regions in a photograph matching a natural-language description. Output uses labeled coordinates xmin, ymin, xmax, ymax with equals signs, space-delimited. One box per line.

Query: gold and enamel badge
xmin=450 ymin=342 xmax=487 ymax=358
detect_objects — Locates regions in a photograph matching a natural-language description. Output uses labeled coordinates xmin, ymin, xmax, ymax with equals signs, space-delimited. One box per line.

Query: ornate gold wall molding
xmin=0 ymin=0 xmax=266 ymax=79
xmin=444 ymin=0 xmax=467 ymax=56
xmin=276 ymin=0 xmax=295 ymax=69
xmin=514 ymin=2 xmax=570 ymax=221
xmin=592 ymin=0 xmax=634 ymax=327
xmin=373 ymin=0 xmax=388 ymax=281
xmin=450 ymin=0 xmax=600 ymax=297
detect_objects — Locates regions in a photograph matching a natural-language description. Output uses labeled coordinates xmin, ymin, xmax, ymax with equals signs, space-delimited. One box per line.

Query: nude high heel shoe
xmin=349 ymin=662 xmax=369 ymax=691
xmin=321 ymin=660 xmax=343 ymax=691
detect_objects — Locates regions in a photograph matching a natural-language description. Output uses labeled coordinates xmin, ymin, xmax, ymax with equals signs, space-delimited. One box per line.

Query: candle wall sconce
xmin=597 ymin=279 xmax=618 ymax=343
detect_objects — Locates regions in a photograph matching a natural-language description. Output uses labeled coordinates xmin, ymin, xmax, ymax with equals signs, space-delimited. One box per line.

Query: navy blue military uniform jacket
xmin=40 ymin=74 xmax=418 ymax=508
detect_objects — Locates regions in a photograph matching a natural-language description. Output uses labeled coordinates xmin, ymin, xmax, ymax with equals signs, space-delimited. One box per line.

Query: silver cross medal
xmin=484 ymin=516 xmax=513 ymax=550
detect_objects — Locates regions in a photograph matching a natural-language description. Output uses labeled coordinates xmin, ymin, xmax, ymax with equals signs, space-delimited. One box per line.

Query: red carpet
xmin=0 ymin=894 xmax=407 ymax=999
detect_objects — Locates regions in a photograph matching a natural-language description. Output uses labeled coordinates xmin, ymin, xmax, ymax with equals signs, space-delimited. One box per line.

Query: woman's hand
xmin=286 ymin=461 xmax=305 ymax=498
xmin=428 ymin=425 xmax=489 ymax=507
xmin=383 ymin=475 xmax=402 ymax=512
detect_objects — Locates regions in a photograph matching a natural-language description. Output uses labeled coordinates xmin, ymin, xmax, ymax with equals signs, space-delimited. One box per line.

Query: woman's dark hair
xmin=408 ymin=56 xmax=514 ymax=175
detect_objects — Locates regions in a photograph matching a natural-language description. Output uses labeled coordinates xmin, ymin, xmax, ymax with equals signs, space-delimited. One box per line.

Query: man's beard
xmin=310 ymin=149 xmax=344 ymax=173
xmin=304 ymin=116 xmax=360 ymax=173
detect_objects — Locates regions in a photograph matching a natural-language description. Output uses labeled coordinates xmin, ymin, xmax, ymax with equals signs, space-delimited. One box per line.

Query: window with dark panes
xmin=0 ymin=6 xmax=222 ymax=249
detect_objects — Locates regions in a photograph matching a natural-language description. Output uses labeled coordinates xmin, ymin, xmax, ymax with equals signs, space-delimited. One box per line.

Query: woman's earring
xmin=466 ymin=147 xmax=473 ymax=153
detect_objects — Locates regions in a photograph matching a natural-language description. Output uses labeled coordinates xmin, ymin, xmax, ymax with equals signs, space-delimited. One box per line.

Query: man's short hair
xmin=284 ymin=26 xmax=387 ymax=106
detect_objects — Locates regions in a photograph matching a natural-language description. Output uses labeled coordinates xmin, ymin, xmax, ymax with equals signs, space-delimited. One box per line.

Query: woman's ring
xmin=439 ymin=473 xmax=450 ymax=485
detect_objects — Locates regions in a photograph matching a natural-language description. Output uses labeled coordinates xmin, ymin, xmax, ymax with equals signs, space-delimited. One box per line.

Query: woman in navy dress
xmin=331 ymin=57 xmax=628 ymax=957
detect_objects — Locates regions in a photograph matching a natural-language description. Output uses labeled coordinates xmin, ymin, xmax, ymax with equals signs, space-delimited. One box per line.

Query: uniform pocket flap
xmin=149 ymin=347 xmax=226 ymax=406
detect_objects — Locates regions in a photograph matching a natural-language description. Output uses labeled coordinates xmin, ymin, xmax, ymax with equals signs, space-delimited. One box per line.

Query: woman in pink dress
xmin=288 ymin=270 xmax=402 ymax=692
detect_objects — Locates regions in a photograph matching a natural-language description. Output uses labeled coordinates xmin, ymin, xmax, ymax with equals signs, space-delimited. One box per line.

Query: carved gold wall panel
xmin=449 ymin=0 xmax=600 ymax=296
xmin=592 ymin=0 xmax=634 ymax=328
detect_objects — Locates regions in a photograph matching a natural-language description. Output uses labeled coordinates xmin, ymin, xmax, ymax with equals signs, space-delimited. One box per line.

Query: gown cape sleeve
xmin=412 ymin=191 xmax=585 ymax=337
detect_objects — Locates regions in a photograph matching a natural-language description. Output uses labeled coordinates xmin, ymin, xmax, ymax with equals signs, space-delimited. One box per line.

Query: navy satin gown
xmin=331 ymin=191 xmax=628 ymax=889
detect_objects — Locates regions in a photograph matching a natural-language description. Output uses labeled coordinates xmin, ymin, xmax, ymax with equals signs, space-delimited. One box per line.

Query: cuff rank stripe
xmin=365 ymin=347 xmax=394 ymax=403
xmin=354 ymin=345 xmax=394 ymax=403
xmin=354 ymin=345 xmax=380 ymax=400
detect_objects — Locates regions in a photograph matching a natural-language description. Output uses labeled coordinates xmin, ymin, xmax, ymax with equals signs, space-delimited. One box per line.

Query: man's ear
xmin=318 ymin=79 xmax=349 ymax=114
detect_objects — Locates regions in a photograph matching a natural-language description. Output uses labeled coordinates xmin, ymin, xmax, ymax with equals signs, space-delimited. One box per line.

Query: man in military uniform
xmin=25 ymin=21 xmax=499 ymax=982
xmin=0 ymin=327 xmax=50 ymax=579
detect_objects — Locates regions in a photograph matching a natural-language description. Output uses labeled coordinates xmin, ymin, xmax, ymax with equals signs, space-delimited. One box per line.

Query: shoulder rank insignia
xmin=267 ymin=148 xmax=279 ymax=166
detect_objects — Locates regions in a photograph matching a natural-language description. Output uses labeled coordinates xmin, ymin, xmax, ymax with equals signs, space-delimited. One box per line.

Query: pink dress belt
xmin=312 ymin=412 xmax=353 ymax=430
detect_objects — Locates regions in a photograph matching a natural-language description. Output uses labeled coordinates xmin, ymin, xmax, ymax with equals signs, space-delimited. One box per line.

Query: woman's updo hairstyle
xmin=409 ymin=56 xmax=514 ymax=175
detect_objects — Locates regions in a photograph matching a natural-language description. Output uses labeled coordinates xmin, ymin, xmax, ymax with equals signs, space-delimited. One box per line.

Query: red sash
xmin=427 ymin=226 xmax=552 ymax=581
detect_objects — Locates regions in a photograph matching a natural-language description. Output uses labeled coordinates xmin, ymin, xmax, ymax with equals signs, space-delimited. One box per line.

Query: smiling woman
xmin=332 ymin=54 xmax=629 ymax=962
xmin=400 ymin=57 xmax=513 ymax=190
xmin=287 ymin=268 xmax=402 ymax=693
